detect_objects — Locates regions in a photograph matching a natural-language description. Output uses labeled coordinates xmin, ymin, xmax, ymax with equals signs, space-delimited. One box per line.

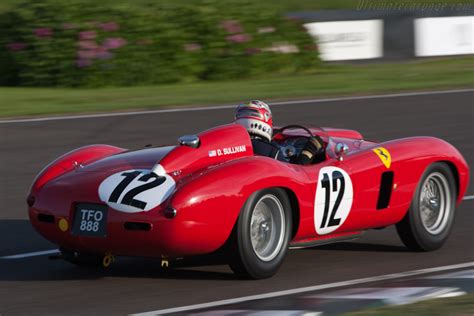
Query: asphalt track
xmin=0 ymin=90 xmax=473 ymax=315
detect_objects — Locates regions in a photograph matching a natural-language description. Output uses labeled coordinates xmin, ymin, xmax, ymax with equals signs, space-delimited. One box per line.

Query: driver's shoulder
xmin=251 ymin=137 xmax=281 ymax=159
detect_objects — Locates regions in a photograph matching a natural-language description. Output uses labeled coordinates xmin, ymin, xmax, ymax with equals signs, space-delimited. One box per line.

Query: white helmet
xmin=234 ymin=100 xmax=273 ymax=141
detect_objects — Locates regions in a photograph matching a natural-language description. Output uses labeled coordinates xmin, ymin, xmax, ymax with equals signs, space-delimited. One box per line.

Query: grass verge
xmin=344 ymin=293 xmax=474 ymax=316
xmin=0 ymin=57 xmax=473 ymax=118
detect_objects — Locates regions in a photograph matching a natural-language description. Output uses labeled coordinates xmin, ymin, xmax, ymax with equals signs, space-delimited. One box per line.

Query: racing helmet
xmin=234 ymin=100 xmax=273 ymax=141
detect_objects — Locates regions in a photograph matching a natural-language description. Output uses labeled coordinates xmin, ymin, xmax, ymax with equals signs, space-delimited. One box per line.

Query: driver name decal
xmin=98 ymin=167 xmax=175 ymax=213
xmin=208 ymin=145 xmax=246 ymax=157
xmin=314 ymin=166 xmax=354 ymax=235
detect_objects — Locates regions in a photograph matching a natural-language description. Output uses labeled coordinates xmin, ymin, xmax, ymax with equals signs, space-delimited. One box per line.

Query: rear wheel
xmin=396 ymin=163 xmax=456 ymax=251
xmin=228 ymin=188 xmax=292 ymax=279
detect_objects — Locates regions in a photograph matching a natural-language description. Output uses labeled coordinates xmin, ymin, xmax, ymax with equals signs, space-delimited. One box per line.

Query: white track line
xmin=131 ymin=262 xmax=474 ymax=315
xmin=0 ymin=249 xmax=59 ymax=259
xmin=1 ymin=88 xmax=472 ymax=124
xmin=1 ymin=195 xmax=473 ymax=260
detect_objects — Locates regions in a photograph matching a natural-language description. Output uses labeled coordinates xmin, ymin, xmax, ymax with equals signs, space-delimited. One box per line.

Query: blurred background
xmin=0 ymin=2 xmax=473 ymax=315
xmin=0 ymin=0 xmax=472 ymax=117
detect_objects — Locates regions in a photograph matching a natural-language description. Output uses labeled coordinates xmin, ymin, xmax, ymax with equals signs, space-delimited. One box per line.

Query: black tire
xmin=396 ymin=163 xmax=456 ymax=251
xmin=228 ymin=188 xmax=292 ymax=279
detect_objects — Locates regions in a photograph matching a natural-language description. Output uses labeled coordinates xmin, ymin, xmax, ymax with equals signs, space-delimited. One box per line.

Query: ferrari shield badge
xmin=373 ymin=147 xmax=391 ymax=169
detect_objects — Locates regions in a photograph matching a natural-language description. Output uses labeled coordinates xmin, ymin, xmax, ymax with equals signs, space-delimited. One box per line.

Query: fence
xmin=291 ymin=7 xmax=474 ymax=61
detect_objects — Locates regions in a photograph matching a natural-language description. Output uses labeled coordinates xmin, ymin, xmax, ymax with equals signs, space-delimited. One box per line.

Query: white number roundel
xmin=314 ymin=166 xmax=353 ymax=235
xmin=98 ymin=168 xmax=175 ymax=213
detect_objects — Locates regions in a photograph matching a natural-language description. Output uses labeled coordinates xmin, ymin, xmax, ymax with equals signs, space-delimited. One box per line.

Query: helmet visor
xmin=235 ymin=108 xmax=263 ymax=120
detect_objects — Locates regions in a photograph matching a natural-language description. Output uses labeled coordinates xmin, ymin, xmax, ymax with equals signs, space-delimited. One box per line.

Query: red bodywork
xmin=28 ymin=124 xmax=469 ymax=257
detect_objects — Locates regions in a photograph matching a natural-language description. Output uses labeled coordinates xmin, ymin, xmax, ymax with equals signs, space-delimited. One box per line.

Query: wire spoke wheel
xmin=250 ymin=194 xmax=285 ymax=262
xmin=228 ymin=188 xmax=291 ymax=279
xmin=396 ymin=163 xmax=456 ymax=252
xmin=419 ymin=172 xmax=451 ymax=235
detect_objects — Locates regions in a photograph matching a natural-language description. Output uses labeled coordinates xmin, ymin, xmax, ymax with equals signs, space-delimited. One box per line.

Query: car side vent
xmin=124 ymin=222 xmax=152 ymax=232
xmin=37 ymin=213 xmax=55 ymax=223
xmin=377 ymin=171 xmax=394 ymax=210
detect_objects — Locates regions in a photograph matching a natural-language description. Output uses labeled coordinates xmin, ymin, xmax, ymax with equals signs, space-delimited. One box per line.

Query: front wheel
xmin=396 ymin=163 xmax=456 ymax=251
xmin=228 ymin=188 xmax=292 ymax=279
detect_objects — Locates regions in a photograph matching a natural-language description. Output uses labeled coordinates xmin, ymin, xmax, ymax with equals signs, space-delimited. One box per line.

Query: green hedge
xmin=0 ymin=0 xmax=320 ymax=87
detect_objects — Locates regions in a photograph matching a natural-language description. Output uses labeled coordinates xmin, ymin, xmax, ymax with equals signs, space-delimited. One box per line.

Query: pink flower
xmin=6 ymin=42 xmax=27 ymax=51
xmin=79 ymin=31 xmax=97 ymax=40
xmin=184 ymin=43 xmax=201 ymax=52
xmin=77 ymin=47 xmax=113 ymax=60
xmin=34 ymin=28 xmax=53 ymax=38
xmin=226 ymin=33 xmax=252 ymax=43
xmin=77 ymin=50 xmax=96 ymax=59
xmin=220 ymin=20 xmax=243 ymax=34
xmin=103 ymin=37 xmax=127 ymax=49
xmin=95 ymin=47 xmax=113 ymax=60
xmin=78 ymin=40 xmax=98 ymax=50
xmin=100 ymin=22 xmax=119 ymax=32
xmin=62 ymin=23 xmax=77 ymax=30
xmin=76 ymin=59 xmax=91 ymax=68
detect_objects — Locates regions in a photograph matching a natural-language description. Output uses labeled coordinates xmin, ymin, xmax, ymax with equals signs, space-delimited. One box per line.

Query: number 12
xmin=320 ymin=171 xmax=345 ymax=228
xmin=109 ymin=171 xmax=165 ymax=209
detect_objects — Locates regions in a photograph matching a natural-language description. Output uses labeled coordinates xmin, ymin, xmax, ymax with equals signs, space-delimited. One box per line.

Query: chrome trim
xmin=164 ymin=207 xmax=177 ymax=219
xmin=250 ymin=194 xmax=285 ymax=262
xmin=335 ymin=143 xmax=349 ymax=161
xmin=420 ymin=172 xmax=451 ymax=235
xmin=178 ymin=135 xmax=200 ymax=148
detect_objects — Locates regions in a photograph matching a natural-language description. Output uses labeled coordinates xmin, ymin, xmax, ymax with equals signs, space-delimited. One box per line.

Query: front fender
xmin=384 ymin=137 xmax=469 ymax=205
xmin=344 ymin=136 xmax=470 ymax=230
xmin=168 ymin=156 xmax=309 ymax=254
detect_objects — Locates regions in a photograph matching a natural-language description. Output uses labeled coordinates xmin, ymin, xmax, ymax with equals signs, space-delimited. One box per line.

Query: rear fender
xmin=168 ymin=157 xmax=310 ymax=254
xmin=31 ymin=145 xmax=125 ymax=194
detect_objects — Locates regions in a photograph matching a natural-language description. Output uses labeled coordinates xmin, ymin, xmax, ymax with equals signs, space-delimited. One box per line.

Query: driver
xmin=234 ymin=100 xmax=324 ymax=165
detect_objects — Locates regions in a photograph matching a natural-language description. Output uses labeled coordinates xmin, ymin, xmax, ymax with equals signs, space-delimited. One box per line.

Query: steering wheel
xmin=272 ymin=125 xmax=316 ymax=159
xmin=272 ymin=124 xmax=315 ymax=139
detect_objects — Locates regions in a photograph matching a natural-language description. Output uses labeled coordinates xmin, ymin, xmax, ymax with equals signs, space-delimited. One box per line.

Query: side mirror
xmin=335 ymin=143 xmax=349 ymax=161
xmin=178 ymin=135 xmax=200 ymax=148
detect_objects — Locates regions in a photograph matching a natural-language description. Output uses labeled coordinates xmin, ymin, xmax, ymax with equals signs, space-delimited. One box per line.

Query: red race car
xmin=28 ymin=123 xmax=469 ymax=279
